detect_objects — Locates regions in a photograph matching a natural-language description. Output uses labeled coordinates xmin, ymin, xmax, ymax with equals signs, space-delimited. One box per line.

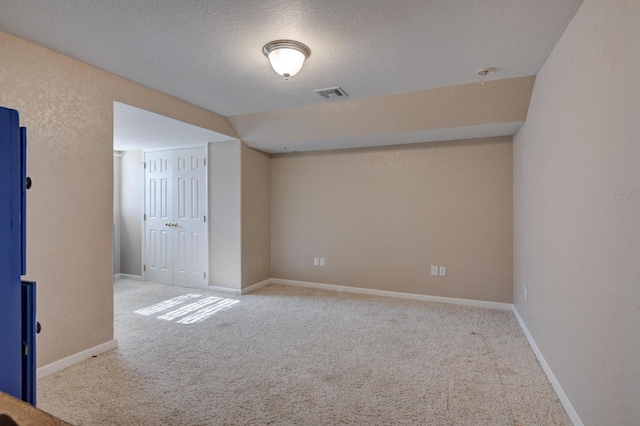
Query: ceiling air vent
xmin=314 ymin=86 xmax=348 ymax=99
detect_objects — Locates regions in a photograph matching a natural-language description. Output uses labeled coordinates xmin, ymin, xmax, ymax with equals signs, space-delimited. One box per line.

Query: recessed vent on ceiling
xmin=314 ymin=86 xmax=348 ymax=99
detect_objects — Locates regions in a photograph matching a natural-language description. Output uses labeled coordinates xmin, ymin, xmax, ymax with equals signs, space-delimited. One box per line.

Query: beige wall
xmin=119 ymin=150 xmax=142 ymax=276
xmin=271 ymin=137 xmax=513 ymax=302
xmin=0 ymin=31 xmax=236 ymax=366
xmin=209 ymin=141 xmax=242 ymax=289
xmin=241 ymin=144 xmax=271 ymax=288
xmin=513 ymin=0 xmax=640 ymax=424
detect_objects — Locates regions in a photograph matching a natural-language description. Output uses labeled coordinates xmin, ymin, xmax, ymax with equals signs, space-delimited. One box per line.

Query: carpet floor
xmin=38 ymin=280 xmax=571 ymax=425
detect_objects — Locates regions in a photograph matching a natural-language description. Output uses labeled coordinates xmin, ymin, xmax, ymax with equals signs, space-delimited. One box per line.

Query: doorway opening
xmin=112 ymin=101 xmax=234 ymax=289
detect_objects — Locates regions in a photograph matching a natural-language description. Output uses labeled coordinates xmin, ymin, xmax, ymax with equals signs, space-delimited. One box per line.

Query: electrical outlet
xmin=320 ymin=258 xmax=325 ymax=266
xmin=314 ymin=257 xmax=319 ymax=266
xmin=439 ymin=266 xmax=447 ymax=276
xmin=431 ymin=265 xmax=438 ymax=276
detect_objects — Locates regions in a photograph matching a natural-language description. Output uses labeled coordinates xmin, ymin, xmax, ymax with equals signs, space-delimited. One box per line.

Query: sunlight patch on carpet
xmin=134 ymin=294 xmax=201 ymax=315
xmin=176 ymin=298 xmax=239 ymax=324
xmin=134 ymin=294 xmax=239 ymax=324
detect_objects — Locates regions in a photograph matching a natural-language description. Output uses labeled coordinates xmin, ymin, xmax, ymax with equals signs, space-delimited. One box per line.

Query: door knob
xmin=166 ymin=223 xmax=171 ymax=227
xmin=172 ymin=222 xmax=178 ymax=227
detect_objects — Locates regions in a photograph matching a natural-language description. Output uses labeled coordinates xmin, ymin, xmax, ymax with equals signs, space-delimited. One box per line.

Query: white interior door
xmin=144 ymin=151 xmax=173 ymax=285
xmin=172 ymin=148 xmax=208 ymax=288
xmin=144 ymin=147 xmax=208 ymax=289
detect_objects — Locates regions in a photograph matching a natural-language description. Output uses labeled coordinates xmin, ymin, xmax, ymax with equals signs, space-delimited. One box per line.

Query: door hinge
xmin=204 ymin=215 xmax=206 ymax=222
xmin=204 ymin=272 xmax=206 ymax=279
xmin=144 ymin=213 xmax=147 ymax=220
xmin=144 ymin=162 xmax=147 ymax=169
xmin=204 ymin=158 xmax=206 ymax=166
xmin=143 ymin=264 xmax=146 ymax=272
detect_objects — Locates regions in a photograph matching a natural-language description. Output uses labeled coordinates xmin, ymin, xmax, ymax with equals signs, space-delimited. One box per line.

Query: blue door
xmin=0 ymin=107 xmax=23 ymax=399
xmin=0 ymin=107 xmax=35 ymax=404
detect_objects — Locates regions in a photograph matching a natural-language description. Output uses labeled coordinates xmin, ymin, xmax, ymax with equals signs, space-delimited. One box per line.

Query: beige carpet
xmin=38 ymin=280 xmax=570 ymax=425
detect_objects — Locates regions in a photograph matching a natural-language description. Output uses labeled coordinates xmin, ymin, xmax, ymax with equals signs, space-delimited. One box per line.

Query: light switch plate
xmin=439 ymin=266 xmax=447 ymax=276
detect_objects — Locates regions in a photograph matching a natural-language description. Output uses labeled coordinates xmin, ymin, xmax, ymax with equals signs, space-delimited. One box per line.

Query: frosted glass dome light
xmin=263 ymin=40 xmax=311 ymax=80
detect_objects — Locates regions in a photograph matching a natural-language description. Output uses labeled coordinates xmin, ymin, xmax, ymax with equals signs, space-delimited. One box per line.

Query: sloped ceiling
xmin=0 ymin=0 xmax=583 ymax=153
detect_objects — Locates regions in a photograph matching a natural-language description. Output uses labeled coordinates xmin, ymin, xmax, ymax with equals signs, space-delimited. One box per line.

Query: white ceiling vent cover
xmin=315 ymin=86 xmax=348 ymax=99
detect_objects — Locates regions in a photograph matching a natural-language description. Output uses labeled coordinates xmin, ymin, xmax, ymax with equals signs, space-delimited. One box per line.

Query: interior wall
xmin=271 ymin=137 xmax=513 ymax=302
xmin=241 ymin=144 xmax=271 ymax=288
xmin=119 ymin=150 xmax=142 ymax=276
xmin=209 ymin=141 xmax=242 ymax=289
xmin=0 ymin=31 xmax=237 ymax=366
xmin=113 ymin=154 xmax=121 ymax=274
xmin=513 ymin=0 xmax=640 ymax=424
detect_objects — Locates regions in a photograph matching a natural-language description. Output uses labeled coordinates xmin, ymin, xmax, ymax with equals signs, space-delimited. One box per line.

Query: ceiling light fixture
xmin=263 ymin=40 xmax=311 ymax=80
xmin=477 ymin=67 xmax=496 ymax=85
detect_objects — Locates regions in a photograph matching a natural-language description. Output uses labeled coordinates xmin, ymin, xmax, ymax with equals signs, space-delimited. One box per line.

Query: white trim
xmin=511 ymin=306 xmax=583 ymax=426
xmin=37 ymin=339 xmax=118 ymax=379
xmin=114 ymin=274 xmax=143 ymax=281
xmin=208 ymin=285 xmax=241 ymax=294
xmin=140 ymin=158 xmax=146 ymax=282
xmin=271 ymin=278 xmax=512 ymax=311
xmin=241 ymin=278 xmax=272 ymax=295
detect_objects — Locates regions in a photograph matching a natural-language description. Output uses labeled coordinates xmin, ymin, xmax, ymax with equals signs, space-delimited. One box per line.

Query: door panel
xmin=160 ymin=230 xmax=170 ymax=271
xmin=191 ymin=177 xmax=200 ymax=218
xmin=172 ymin=148 xmax=207 ymax=289
xmin=145 ymin=151 xmax=172 ymax=285
xmin=0 ymin=108 xmax=23 ymax=398
xmin=177 ymin=177 xmax=186 ymax=219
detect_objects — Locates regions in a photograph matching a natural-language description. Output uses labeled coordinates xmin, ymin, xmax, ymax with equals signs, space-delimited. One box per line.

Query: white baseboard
xmin=271 ymin=278 xmax=512 ymax=311
xmin=511 ymin=307 xmax=583 ymax=426
xmin=208 ymin=285 xmax=241 ymax=294
xmin=114 ymin=274 xmax=143 ymax=281
xmin=37 ymin=339 xmax=118 ymax=379
xmin=241 ymin=278 xmax=272 ymax=295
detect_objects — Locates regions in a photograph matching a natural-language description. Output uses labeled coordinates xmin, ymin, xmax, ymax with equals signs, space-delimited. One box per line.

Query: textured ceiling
xmin=0 ymin=0 xmax=583 ymax=152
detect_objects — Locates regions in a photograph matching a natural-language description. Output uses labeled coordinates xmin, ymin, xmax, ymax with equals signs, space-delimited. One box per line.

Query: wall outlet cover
xmin=431 ymin=265 xmax=438 ymax=276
